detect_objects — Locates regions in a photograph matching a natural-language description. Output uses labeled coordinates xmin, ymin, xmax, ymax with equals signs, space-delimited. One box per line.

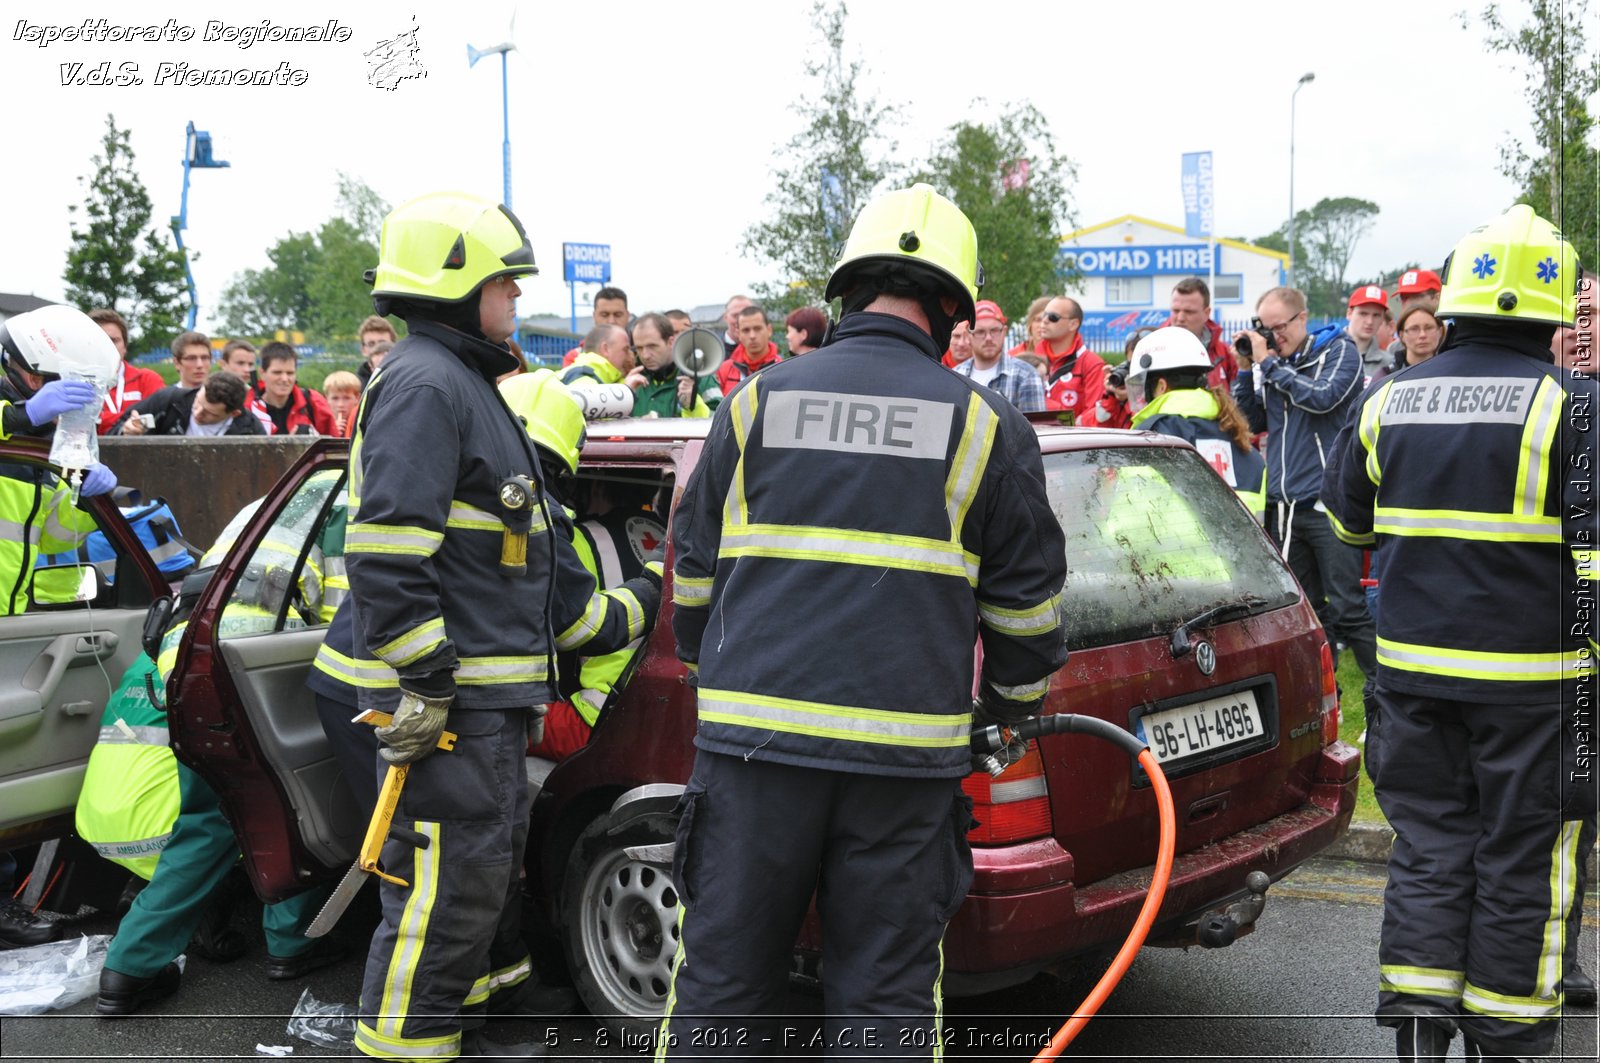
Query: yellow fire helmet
xmin=499 ymin=369 xmax=586 ymax=475
xmin=824 ymin=183 xmax=982 ymax=324
xmin=1438 ymin=203 xmax=1582 ymax=327
xmin=367 ymin=191 xmax=538 ymax=305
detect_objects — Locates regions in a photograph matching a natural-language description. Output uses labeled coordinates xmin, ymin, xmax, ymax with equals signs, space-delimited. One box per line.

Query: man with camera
xmin=1232 ymin=286 xmax=1375 ymax=693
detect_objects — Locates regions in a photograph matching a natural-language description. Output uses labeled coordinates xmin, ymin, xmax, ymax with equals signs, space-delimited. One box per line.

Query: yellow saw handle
xmin=353 ymin=711 xmax=459 ymax=887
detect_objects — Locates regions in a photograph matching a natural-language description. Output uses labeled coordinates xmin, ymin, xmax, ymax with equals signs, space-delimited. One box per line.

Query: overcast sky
xmin=0 ymin=0 xmax=1586 ymax=331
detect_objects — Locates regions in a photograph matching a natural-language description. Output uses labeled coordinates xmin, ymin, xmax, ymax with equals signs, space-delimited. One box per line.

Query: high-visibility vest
xmin=74 ymin=653 xmax=177 ymax=880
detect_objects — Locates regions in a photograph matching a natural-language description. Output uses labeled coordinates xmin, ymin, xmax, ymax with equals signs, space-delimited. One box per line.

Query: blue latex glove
xmin=79 ymin=463 xmax=117 ymax=498
xmin=25 ymin=379 xmax=98 ymax=426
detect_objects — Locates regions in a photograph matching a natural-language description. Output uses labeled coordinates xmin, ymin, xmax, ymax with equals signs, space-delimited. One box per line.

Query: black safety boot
xmin=95 ymin=962 xmax=182 ymax=1016
xmin=489 ymin=976 xmax=578 ymax=1017
xmin=1462 ymin=1035 xmax=1535 ymax=1061
xmin=1563 ymin=962 xmax=1597 ymax=1007
xmin=0 ymin=897 xmax=61 ymax=949
xmin=1396 ymin=1016 xmax=1452 ymax=1062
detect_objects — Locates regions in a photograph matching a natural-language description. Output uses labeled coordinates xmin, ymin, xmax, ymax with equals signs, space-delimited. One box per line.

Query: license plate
xmin=1137 ymin=689 xmax=1264 ymax=766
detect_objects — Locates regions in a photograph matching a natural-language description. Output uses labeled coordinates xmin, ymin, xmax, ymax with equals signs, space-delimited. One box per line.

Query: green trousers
xmin=105 ymin=762 xmax=323 ymax=977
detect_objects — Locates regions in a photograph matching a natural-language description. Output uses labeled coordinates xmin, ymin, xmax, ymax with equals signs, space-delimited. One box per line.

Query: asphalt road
xmin=2 ymin=857 xmax=1596 ymax=1062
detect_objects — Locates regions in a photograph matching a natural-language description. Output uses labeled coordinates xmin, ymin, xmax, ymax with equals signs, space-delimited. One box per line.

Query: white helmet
xmin=0 ymin=304 xmax=120 ymax=385
xmin=1125 ymin=326 xmax=1212 ymax=392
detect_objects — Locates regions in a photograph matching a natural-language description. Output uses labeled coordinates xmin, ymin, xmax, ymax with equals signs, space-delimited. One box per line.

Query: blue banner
xmin=1057 ymin=244 xmax=1216 ymax=276
xmin=1181 ymin=151 xmax=1214 ymax=239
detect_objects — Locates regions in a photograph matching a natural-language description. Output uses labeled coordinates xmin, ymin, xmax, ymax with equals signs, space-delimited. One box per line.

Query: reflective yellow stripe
xmin=1537 ymin=820 xmax=1583 ymax=997
xmin=655 ymin=905 xmax=689 ymax=1063
xmin=945 ymin=394 xmax=995 ymax=537
xmin=723 ymin=377 xmax=761 ymax=528
xmin=1461 ymin=980 xmax=1562 ymax=1022
xmin=1377 ymin=637 xmax=1586 ymax=681
xmin=1379 ymin=964 xmax=1464 ymax=1000
xmin=719 ymin=523 xmax=980 ymax=585
xmin=1372 ymin=507 xmax=1561 ymax=542
xmin=456 ymin=655 xmax=547 ymax=685
xmin=673 ymin=573 xmax=713 ymax=607
xmin=1327 ymin=507 xmax=1375 ymax=547
xmin=377 ymin=820 xmax=442 ymax=1045
xmin=698 ymin=687 xmax=971 ymax=748
xmin=1360 ymin=381 xmax=1391 ymax=486
xmin=556 ymin=596 xmax=608 ymax=651
xmin=346 ymin=522 xmax=444 ymax=558
xmin=977 ymin=592 xmax=1062 ymax=637
xmin=988 ymin=676 xmax=1051 ymax=702
xmin=374 ymin=617 xmax=446 ymax=668
xmin=444 ymin=499 xmax=502 ymax=533
xmin=312 ymin=643 xmax=399 ymax=689
xmin=1514 ymin=378 xmax=1562 ymax=519
xmin=355 ymin=1021 xmax=460 ymax=1059
xmin=609 ymin=587 xmax=645 ymax=642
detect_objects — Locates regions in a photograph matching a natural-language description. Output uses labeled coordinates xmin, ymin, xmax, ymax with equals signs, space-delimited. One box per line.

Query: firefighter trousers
xmin=104 ymin=763 xmax=323 ymax=978
xmin=354 ymin=707 xmax=533 ymax=1061
xmin=658 ymin=751 xmax=974 ymax=1060
xmin=1368 ymin=687 xmax=1583 ymax=1057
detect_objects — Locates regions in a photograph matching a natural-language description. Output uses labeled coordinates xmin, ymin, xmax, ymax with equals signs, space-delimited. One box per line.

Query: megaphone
xmin=673 ymin=328 xmax=725 ymax=380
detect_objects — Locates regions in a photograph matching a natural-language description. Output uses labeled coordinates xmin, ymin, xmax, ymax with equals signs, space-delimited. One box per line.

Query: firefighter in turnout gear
xmin=661 ymin=184 xmax=1068 ymax=1057
xmin=346 ymin=193 xmax=659 ymax=1062
xmin=1322 ymin=204 xmax=1596 ymax=1062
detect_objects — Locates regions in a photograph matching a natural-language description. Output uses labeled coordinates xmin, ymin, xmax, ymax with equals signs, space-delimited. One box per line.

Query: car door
xmin=167 ymin=440 xmax=355 ymax=902
xmin=0 ymin=439 xmax=166 ymax=848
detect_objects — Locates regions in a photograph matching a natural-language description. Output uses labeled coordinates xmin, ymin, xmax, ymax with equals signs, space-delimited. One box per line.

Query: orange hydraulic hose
xmin=1032 ymin=748 xmax=1177 ymax=1061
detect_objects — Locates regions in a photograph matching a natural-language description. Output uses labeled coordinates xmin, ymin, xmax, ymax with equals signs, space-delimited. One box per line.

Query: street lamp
xmin=467 ymin=38 xmax=516 ymax=209
xmin=1287 ymin=71 xmax=1314 ymax=289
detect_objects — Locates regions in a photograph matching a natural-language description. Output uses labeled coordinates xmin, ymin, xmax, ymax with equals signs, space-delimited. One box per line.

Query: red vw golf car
xmin=159 ymin=418 xmax=1359 ymax=1031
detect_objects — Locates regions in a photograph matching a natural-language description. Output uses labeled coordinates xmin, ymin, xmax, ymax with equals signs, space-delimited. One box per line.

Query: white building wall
xmin=1058 ymin=217 xmax=1286 ymax=330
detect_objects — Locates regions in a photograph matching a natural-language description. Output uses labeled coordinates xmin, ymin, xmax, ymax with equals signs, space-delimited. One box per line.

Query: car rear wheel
xmin=561 ymin=811 xmax=681 ymax=1038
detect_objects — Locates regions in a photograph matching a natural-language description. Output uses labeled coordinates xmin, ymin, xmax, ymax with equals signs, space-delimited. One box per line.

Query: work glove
xmin=528 ymin=703 xmax=549 ymax=747
xmin=973 ymin=684 xmax=1036 ymax=728
xmin=377 ymin=680 xmax=454 ymax=764
xmin=79 ymin=463 xmax=117 ymax=498
xmin=26 ymin=379 xmax=98 ymax=425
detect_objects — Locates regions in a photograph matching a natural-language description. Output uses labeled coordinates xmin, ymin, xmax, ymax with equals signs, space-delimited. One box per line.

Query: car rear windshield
xmin=1042 ymin=446 xmax=1299 ymax=651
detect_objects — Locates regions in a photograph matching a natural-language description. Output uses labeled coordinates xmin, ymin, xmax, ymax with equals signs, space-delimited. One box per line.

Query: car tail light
xmin=1319 ymin=642 xmax=1341 ymax=745
xmin=961 ymin=741 xmax=1052 ymax=845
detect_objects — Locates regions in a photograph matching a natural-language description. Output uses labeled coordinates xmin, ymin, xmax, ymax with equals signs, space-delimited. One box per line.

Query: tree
xmin=740 ymin=1 xmax=899 ymax=313
xmin=1292 ymin=197 xmax=1380 ymax=317
xmin=1468 ymin=0 xmax=1599 ymax=268
xmin=217 ymin=175 xmax=389 ymax=338
xmin=63 ymin=114 xmax=190 ymax=353
xmin=912 ymin=103 xmax=1078 ymax=322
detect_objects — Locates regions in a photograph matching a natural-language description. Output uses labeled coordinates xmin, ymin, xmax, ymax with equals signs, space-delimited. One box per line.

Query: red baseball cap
xmin=974 ymin=299 xmax=1007 ymax=324
xmin=1348 ymin=285 xmax=1388 ymax=310
xmin=1393 ymin=269 xmax=1442 ymax=297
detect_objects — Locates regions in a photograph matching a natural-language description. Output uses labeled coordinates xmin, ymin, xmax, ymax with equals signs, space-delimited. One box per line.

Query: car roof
xmin=576 ymin=414 xmax=1185 ymax=459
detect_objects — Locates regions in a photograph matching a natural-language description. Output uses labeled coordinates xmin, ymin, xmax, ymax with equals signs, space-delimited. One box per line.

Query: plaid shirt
xmin=952 ymin=355 xmax=1046 ymax=413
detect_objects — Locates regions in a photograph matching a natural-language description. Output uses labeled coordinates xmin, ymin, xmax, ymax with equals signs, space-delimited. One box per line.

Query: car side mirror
xmin=28 ymin=563 xmax=100 ymax=609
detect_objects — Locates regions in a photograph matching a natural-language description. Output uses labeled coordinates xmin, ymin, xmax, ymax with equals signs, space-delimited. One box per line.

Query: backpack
xmin=85 ymin=500 xmax=198 ymax=584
